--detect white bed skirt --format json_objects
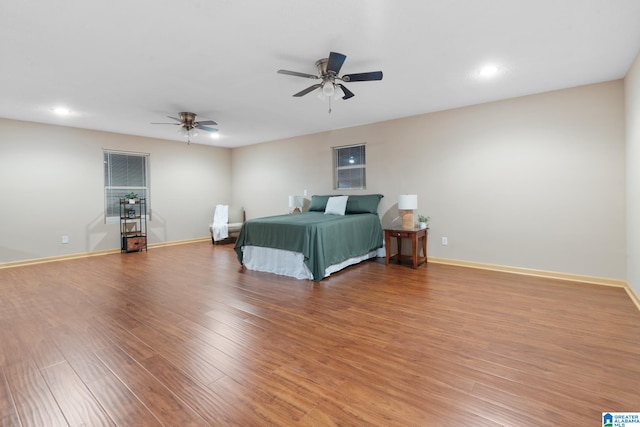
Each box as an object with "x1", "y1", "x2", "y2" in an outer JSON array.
[{"x1": 241, "y1": 245, "x2": 379, "y2": 280}]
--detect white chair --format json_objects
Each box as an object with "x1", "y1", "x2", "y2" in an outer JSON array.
[{"x1": 209, "y1": 205, "x2": 245, "y2": 244}]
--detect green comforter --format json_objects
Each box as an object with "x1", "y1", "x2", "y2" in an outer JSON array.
[{"x1": 234, "y1": 212, "x2": 383, "y2": 281}]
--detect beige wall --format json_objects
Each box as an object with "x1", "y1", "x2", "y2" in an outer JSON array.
[
  {"x1": 0, "y1": 80, "x2": 628, "y2": 282},
  {"x1": 626, "y1": 52, "x2": 640, "y2": 296},
  {"x1": 232, "y1": 81, "x2": 626, "y2": 280},
  {"x1": 0, "y1": 119, "x2": 231, "y2": 263}
]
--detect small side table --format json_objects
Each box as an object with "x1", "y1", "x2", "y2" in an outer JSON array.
[{"x1": 384, "y1": 227, "x2": 428, "y2": 269}]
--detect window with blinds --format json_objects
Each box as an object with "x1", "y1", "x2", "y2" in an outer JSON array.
[
  {"x1": 104, "y1": 150, "x2": 149, "y2": 222},
  {"x1": 333, "y1": 144, "x2": 366, "y2": 190}
]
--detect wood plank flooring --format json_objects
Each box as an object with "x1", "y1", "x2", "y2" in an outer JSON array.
[{"x1": 0, "y1": 241, "x2": 639, "y2": 426}]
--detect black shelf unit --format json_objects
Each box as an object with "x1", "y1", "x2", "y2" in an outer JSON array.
[{"x1": 120, "y1": 198, "x2": 147, "y2": 252}]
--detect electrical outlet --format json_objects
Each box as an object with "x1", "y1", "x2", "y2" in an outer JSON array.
[
  {"x1": 303, "y1": 189, "x2": 307, "y2": 196},
  {"x1": 442, "y1": 237, "x2": 448, "y2": 246},
  {"x1": 62, "y1": 235, "x2": 69, "y2": 244}
]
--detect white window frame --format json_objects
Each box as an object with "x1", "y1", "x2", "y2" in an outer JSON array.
[
  {"x1": 104, "y1": 150, "x2": 150, "y2": 224},
  {"x1": 333, "y1": 143, "x2": 366, "y2": 190}
]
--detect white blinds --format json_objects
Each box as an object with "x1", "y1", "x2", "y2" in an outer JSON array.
[{"x1": 104, "y1": 150, "x2": 149, "y2": 220}]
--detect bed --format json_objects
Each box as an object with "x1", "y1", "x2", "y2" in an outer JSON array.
[{"x1": 234, "y1": 194, "x2": 384, "y2": 281}]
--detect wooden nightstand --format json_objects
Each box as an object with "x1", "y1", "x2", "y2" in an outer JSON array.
[{"x1": 384, "y1": 227, "x2": 428, "y2": 269}]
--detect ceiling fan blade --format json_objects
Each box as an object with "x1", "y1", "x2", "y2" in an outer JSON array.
[
  {"x1": 151, "y1": 122, "x2": 180, "y2": 125},
  {"x1": 327, "y1": 52, "x2": 346, "y2": 74},
  {"x1": 337, "y1": 84, "x2": 355, "y2": 100},
  {"x1": 198, "y1": 125, "x2": 218, "y2": 132},
  {"x1": 278, "y1": 69, "x2": 319, "y2": 79},
  {"x1": 341, "y1": 71, "x2": 383, "y2": 82},
  {"x1": 167, "y1": 115, "x2": 182, "y2": 121},
  {"x1": 197, "y1": 120, "x2": 218, "y2": 126},
  {"x1": 293, "y1": 83, "x2": 322, "y2": 97}
]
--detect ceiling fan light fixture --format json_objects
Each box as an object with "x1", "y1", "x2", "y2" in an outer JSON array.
[
  {"x1": 332, "y1": 84, "x2": 344, "y2": 100},
  {"x1": 322, "y1": 81, "x2": 335, "y2": 97},
  {"x1": 178, "y1": 127, "x2": 198, "y2": 138}
]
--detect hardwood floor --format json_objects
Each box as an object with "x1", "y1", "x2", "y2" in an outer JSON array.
[{"x1": 1, "y1": 242, "x2": 638, "y2": 426}]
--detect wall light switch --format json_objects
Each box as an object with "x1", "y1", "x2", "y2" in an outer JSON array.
[
  {"x1": 303, "y1": 189, "x2": 307, "y2": 196},
  {"x1": 62, "y1": 235, "x2": 69, "y2": 244},
  {"x1": 442, "y1": 237, "x2": 448, "y2": 246}
]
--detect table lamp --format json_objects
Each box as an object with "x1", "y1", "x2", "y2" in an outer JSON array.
[
  {"x1": 289, "y1": 195, "x2": 304, "y2": 213},
  {"x1": 398, "y1": 194, "x2": 418, "y2": 229}
]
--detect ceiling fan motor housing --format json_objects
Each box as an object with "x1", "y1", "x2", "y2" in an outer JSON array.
[{"x1": 180, "y1": 112, "x2": 197, "y2": 129}]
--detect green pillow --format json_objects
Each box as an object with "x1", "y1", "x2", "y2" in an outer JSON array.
[
  {"x1": 308, "y1": 195, "x2": 336, "y2": 212},
  {"x1": 345, "y1": 194, "x2": 384, "y2": 214},
  {"x1": 309, "y1": 194, "x2": 383, "y2": 214}
]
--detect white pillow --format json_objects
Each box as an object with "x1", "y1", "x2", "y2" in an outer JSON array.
[{"x1": 324, "y1": 195, "x2": 349, "y2": 215}]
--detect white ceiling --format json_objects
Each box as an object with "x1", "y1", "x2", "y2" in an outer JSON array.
[{"x1": 1, "y1": 0, "x2": 639, "y2": 148}]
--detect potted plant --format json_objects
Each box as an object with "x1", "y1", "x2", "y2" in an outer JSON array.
[
  {"x1": 124, "y1": 192, "x2": 139, "y2": 204},
  {"x1": 418, "y1": 214, "x2": 430, "y2": 229}
]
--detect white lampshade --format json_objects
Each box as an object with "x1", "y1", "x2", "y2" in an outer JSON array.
[
  {"x1": 398, "y1": 194, "x2": 418, "y2": 210},
  {"x1": 288, "y1": 195, "x2": 304, "y2": 208}
]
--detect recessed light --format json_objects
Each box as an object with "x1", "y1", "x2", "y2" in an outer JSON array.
[
  {"x1": 53, "y1": 106, "x2": 72, "y2": 116},
  {"x1": 478, "y1": 64, "x2": 499, "y2": 78}
]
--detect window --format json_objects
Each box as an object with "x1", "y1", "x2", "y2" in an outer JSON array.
[
  {"x1": 334, "y1": 144, "x2": 366, "y2": 190},
  {"x1": 104, "y1": 150, "x2": 149, "y2": 223}
]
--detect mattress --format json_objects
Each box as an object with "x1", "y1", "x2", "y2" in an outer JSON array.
[{"x1": 234, "y1": 211, "x2": 383, "y2": 281}]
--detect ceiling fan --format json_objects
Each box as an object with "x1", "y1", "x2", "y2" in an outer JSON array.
[
  {"x1": 277, "y1": 51, "x2": 383, "y2": 104},
  {"x1": 152, "y1": 112, "x2": 218, "y2": 143}
]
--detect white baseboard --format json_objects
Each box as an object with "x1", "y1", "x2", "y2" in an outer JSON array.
[
  {"x1": 0, "y1": 237, "x2": 211, "y2": 269},
  {"x1": 428, "y1": 256, "x2": 640, "y2": 312}
]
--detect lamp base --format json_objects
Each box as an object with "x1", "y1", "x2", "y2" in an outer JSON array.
[{"x1": 401, "y1": 210, "x2": 414, "y2": 229}]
